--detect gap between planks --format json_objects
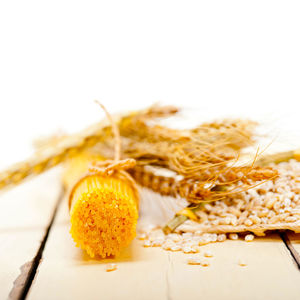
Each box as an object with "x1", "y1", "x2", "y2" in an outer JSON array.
[
  {"x1": 9, "y1": 188, "x2": 65, "y2": 300},
  {"x1": 280, "y1": 232, "x2": 300, "y2": 270}
]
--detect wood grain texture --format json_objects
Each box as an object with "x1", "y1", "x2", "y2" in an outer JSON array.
[
  {"x1": 0, "y1": 168, "x2": 62, "y2": 299},
  {"x1": 28, "y1": 191, "x2": 300, "y2": 300}
]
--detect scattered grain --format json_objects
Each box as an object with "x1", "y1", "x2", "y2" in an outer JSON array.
[
  {"x1": 138, "y1": 233, "x2": 147, "y2": 240},
  {"x1": 245, "y1": 234, "x2": 254, "y2": 242},
  {"x1": 229, "y1": 233, "x2": 238, "y2": 240},
  {"x1": 187, "y1": 257, "x2": 201, "y2": 265},
  {"x1": 183, "y1": 246, "x2": 195, "y2": 254},
  {"x1": 106, "y1": 263, "x2": 117, "y2": 272},
  {"x1": 244, "y1": 219, "x2": 253, "y2": 226},
  {"x1": 238, "y1": 259, "x2": 247, "y2": 266},
  {"x1": 201, "y1": 260, "x2": 210, "y2": 267},
  {"x1": 152, "y1": 238, "x2": 164, "y2": 247},
  {"x1": 143, "y1": 240, "x2": 152, "y2": 247},
  {"x1": 217, "y1": 234, "x2": 226, "y2": 242},
  {"x1": 204, "y1": 251, "x2": 213, "y2": 257},
  {"x1": 171, "y1": 245, "x2": 181, "y2": 252}
]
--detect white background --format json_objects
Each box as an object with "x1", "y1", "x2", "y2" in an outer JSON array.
[{"x1": 0, "y1": 1, "x2": 300, "y2": 168}]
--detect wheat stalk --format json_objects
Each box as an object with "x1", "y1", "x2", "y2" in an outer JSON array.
[{"x1": 0, "y1": 105, "x2": 178, "y2": 191}]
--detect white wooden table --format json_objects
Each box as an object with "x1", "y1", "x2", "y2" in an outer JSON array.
[{"x1": 1, "y1": 170, "x2": 300, "y2": 300}]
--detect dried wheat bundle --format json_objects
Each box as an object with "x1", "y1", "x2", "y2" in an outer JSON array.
[
  {"x1": 117, "y1": 116, "x2": 258, "y2": 179},
  {"x1": 91, "y1": 113, "x2": 277, "y2": 205}
]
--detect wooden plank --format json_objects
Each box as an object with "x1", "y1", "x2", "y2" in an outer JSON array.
[
  {"x1": 28, "y1": 192, "x2": 300, "y2": 300},
  {"x1": 0, "y1": 168, "x2": 61, "y2": 229},
  {"x1": 0, "y1": 168, "x2": 62, "y2": 299},
  {"x1": 167, "y1": 235, "x2": 300, "y2": 300}
]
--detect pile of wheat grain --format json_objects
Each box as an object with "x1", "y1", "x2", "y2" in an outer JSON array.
[{"x1": 138, "y1": 159, "x2": 300, "y2": 256}]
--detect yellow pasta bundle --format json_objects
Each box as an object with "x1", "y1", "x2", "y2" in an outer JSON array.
[
  {"x1": 68, "y1": 167, "x2": 139, "y2": 258},
  {"x1": 65, "y1": 102, "x2": 139, "y2": 258}
]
